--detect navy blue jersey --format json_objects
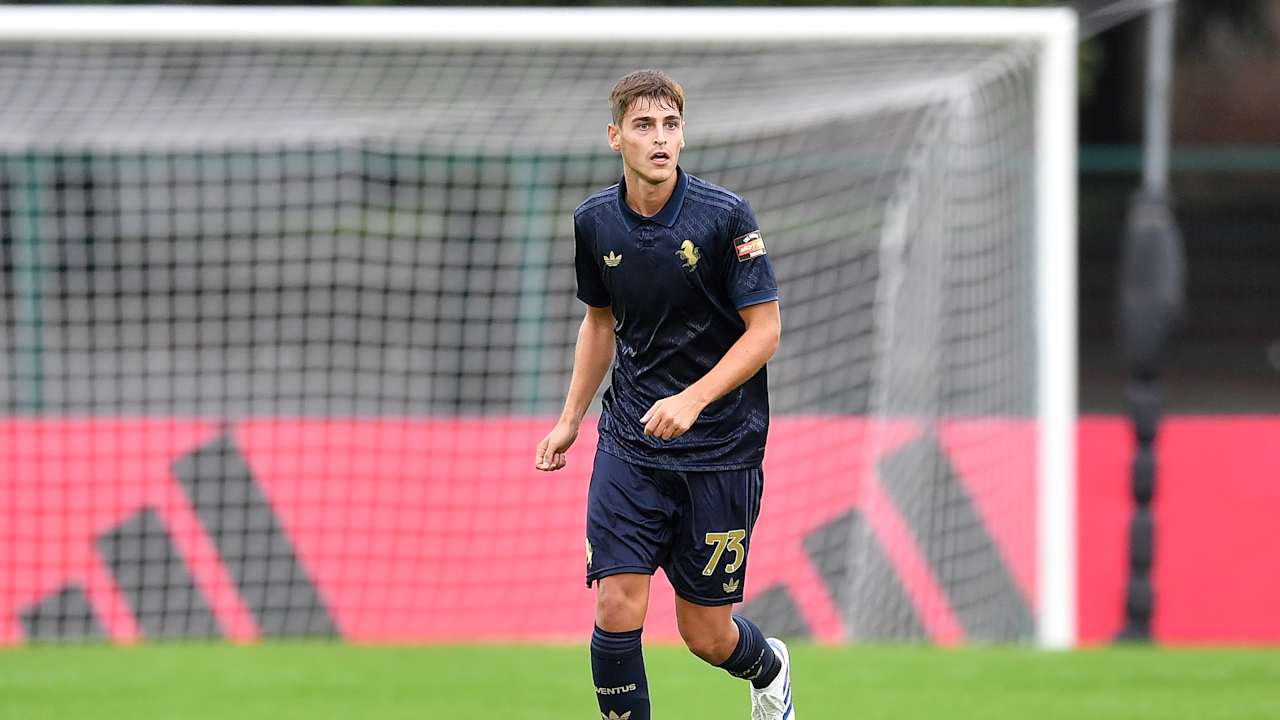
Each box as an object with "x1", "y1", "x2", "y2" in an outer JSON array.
[{"x1": 574, "y1": 167, "x2": 779, "y2": 470}]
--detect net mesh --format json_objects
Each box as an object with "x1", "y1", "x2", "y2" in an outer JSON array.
[{"x1": 1, "y1": 33, "x2": 1042, "y2": 644}]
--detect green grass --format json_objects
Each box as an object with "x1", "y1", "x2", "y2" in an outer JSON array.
[{"x1": 2, "y1": 642, "x2": 1279, "y2": 719}]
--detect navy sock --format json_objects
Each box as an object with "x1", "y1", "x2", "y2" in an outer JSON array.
[
  {"x1": 718, "y1": 615, "x2": 781, "y2": 690},
  {"x1": 591, "y1": 626, "x2": 650, "y2": 720}
]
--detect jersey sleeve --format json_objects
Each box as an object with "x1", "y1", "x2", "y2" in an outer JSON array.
[
  {"x1": 574, "y1": 214, "x2": 610, "y2": 308},
  {"x1": 723, "y1": 199, "x2": 780, "y2": 309}
]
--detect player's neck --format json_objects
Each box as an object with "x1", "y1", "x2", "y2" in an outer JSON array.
[{"x1": 622, "y1": 166, "x2": 678, "y2": 218}]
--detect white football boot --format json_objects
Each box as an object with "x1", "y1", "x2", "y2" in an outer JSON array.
[{"x1": 749, "y1": 638, "x2": 794, "y2": 720}]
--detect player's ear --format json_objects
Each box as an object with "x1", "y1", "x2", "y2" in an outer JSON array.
[{"x1": 607, "y1": 123, "x2": 621, "y2": 151}]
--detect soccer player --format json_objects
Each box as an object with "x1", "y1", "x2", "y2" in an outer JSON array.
[{"x1": 535, "y1": 69, "x2": 792, "y2": 720}]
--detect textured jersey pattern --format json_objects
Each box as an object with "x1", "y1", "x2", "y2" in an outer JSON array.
[{"x1": 573, "y1": 169, "x2": 779, "y2": 470}]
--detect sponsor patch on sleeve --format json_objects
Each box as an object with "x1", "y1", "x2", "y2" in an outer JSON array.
[{"x1": 734, "y1": 231, "x2": 767, "y2": 262}]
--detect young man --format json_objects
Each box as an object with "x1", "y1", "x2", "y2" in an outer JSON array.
[{"x1": 534, "y1": 70, "x2": 792, "y2": 720}]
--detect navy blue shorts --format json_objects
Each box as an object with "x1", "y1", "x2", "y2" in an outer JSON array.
[{"x1": 585, "y1": 450, "x2": 765, "y2": 606}]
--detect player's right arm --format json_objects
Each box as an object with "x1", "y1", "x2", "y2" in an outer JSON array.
[{"x1": 535, "y1": 304, "x2": 614, "y2": 471}]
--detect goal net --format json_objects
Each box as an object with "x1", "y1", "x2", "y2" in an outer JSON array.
[{"x1": 0, "y1": 7, "x2": 1075, "y2": 647}]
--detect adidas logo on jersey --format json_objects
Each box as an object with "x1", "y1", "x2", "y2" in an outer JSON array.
[
  {"x1": 602, "y1": 712, "x2": 632, "y2": 720},
  {"x1": 723, "y1": 577, "x2": 740, "y2": 594},
  {"x1": 603, "y1": 251, "x2": 622, "y2": 267}
]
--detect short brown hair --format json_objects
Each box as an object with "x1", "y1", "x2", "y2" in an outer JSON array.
[{"x1": 609, "y1": 70, "x2": 685, "y2": 126}]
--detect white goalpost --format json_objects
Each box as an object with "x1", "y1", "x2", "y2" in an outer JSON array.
[{"x1": 0, "y1": 7, "x2": 1075, "y2": 648}]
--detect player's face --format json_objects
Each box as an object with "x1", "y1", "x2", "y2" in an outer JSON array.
[{"x1": 608, "y1": 97, "x2": 684, "y2": 186}]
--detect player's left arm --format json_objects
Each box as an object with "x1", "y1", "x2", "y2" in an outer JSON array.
[{"x1": 640, "y1": 300, "x2": 780, "y2": 441}]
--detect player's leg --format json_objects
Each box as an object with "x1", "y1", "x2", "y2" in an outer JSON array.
[
  {"x1": 586, "y1": 452, "x2": 677, "y2": 720},
  {"x1": 596, "y1": 571, "x2": 651, "y2": 631},
  {"x1": 674, "y1": 594, "x2": 736, "y2": 663},
  {"x1": 674, "y1": 592, "x2": 783, "y2": 688},
  {"x1": 665, "y1": 466, "x2": 793, "y2": 718},
  {"x1": 593, "y1": 573, "x2": 651, "y2": 720}
]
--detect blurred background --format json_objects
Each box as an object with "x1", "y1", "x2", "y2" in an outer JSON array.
[
  {"x1": 10, "y1": 0, "x2": 1280, "y2": 405},
  {"x1": 19, "y1": 0, "x2": 1255, "y2": 411},
  {"x1": 1, "y1": 1, "x2": 1277, "y2": 718}
]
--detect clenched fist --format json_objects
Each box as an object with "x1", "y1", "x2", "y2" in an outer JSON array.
[{"x1": 535, "y1": 419, "x2": 580, "y2": 471}]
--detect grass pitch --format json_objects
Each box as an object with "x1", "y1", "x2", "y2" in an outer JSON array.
[{"x1": 2, "y1": 642, "x2": 1278, "y2": 719}]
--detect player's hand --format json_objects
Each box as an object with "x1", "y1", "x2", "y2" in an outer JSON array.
[
  {"x1": 535, "y1": 420, "x2": 579, "y2": 471},
  {"x1": 640, "y1": 390, "x2": 707, "y2": 441}
]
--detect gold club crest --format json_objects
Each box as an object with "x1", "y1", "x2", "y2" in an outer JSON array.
[{"x1": 676, "y1": 240, "x2": 701, "y2": 270}]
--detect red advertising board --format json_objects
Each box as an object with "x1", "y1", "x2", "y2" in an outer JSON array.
[{"x1": 3, "y1": 416, "x2": 1278, "y2": 645}]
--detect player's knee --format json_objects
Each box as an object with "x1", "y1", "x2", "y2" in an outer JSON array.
[
  {"x1": 595, "y1": 582, "x2": 647, "y2": 631},
  {"x1": 679, "y1": 621, "x2": 736, "y2": 664}
]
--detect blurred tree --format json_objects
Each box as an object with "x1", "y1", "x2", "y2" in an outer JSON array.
[
  {"x1": 1177, "y1": 0, "x2": 1274, "y2": 54},
  {"x1": 24, "y1": 0, "x2": 1277, "y2": 41},
  {"x1": 15, "y1": 0, "x2": 1272, "y2": 117}
]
